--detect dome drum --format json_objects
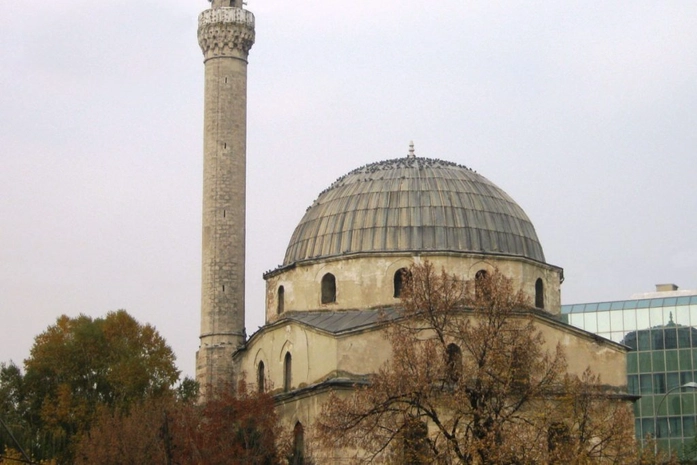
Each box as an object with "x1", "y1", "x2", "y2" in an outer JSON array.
[{"x1": 264, "y1": 253, "x2": 563, "y2": 322}]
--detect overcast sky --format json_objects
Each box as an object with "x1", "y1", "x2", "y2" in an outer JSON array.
[{"x1": 1, "y1": 0, "x2": 695, "y2": 380}]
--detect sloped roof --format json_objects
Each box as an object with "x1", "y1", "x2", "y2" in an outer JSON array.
[{"x1": 280, "y1": 308, "x2": 400, "y2": 334}]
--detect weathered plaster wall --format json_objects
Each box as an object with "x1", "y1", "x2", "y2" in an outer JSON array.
[{"x1": 265, "y1": 253, "x2": 562, "y2": 322}]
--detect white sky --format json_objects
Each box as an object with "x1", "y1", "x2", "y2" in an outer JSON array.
[{"x1": 1, "y1": 0, "x2": 696, "y2": 381}]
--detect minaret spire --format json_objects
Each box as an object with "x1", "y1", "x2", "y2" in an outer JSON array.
[{"x1": 196, "y1": 0, "x2": 255, "y2": 397}]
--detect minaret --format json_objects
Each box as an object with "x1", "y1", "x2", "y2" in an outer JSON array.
[{"x1": 196, "y1": 0, "x2": 255, "y2": 394}]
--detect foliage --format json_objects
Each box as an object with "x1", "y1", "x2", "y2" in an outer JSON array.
[
  {"x1": 317, "y1": 262, "x2": 639, "y2": 464},
  {"x1": 74, "y1": 381, "x2": 283, "y2": 465},
  {"x1": 0, "y1": 310, "x2": 179, "y2": 464}
]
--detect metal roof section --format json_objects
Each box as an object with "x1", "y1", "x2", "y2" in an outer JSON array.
[
  {"x1": 283, "y1": 156, "x2": 545, "y2": 266},
  {"x1": 280, "y1": 308, "x2": 401, "y2": 334}
]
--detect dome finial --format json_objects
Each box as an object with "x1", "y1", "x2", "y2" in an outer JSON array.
[{"x1": 408, "y1": 141, "x2": 416, "y2": 159}]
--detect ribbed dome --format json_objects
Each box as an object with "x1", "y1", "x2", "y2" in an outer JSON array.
[{"x1": 283, "y1": 157, "x2": 545, "y2": 265}]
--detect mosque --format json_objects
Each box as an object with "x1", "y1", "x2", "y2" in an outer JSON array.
[{"x1": 194, "y1": 0, "x2": 629, "y2": 459}]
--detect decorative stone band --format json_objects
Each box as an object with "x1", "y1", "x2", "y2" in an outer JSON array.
[{"x1": 198, "y1": 8, "x2": 255, "y2": 59}]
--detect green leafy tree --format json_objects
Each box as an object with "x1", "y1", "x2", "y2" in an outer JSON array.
[{"x1": 0, "y1": 310, "x2": 179, "y2": 463}]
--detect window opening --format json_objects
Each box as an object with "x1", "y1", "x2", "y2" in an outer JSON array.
[
  {"x1": 548, "y1": 422, "x2": 571, "y2": 455},
  {"x1": 277, "y1": 286, "x2": 285, "y2": 314},
  {"x1": 511, "y1": 346, "x2": 530, "y2": 392},
  {"x1": 394, "y1": 268, "x2": 411, "y2": 298},
  {"x1": 402, "y1": 417, "x2": 429, "y2": 464},
  {"x1": 284, "y1": 352, "x2": 292, "y2": 392},
  {"x1": 321, "y1": 273, "x2": 336, "y2": 304},
  {"x1": 257, "y1": 361, "x2": 265, "y2": 392},
  {"x1": 475, "y1": 269, "x2": 488, "y2": 299},
  {"x1": 290, "y1": 422, "x2": 305, "y2": 465},
  {"x1": 535, "y1": 278, "x2": 544, "y2": 309},
  {"x1": 446, "y1": 343, "x2": 462, "y2": 383}
]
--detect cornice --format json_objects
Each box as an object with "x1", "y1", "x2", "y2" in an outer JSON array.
[{"x1": 198, "y1": 8, "x2": 255, "y2": 59}]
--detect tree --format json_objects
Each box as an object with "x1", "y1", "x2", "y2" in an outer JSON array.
[
  {"x1": 0, "y1": 363, "x2": 28, "y2": 455},
  {"x1": 0, "y1": 310, "x2": 179, "y2": 463},
  {"x1": 74, "y1": 381, "x2": 283, "y2": 465},
  {"x1": 317, "y1": 262, "x2": 638, "y2": 464}
]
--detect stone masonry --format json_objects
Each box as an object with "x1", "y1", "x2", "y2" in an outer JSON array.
[{"x1": 196, "y1": 2, "x2": 255, "y2": 395}]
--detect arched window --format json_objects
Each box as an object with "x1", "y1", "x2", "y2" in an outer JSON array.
[
  {"x1": 284, "y1": 352, "x2": 292, "y2": 392},
  {"x1": 277, "y1": 286, "x2": 285, "y2": 314},
  {"x1": 511, "y1": 346, "x2": 530, "y2": 392},
  {"x1": 446, "y1": 343, "x2": 462, "y2": 383},
  {"x1": 535, "y1": 278, "x2": 544, "y2": 309},
  {"x1": 475, "y1": 269, "x2": 488, "y2": 299},
  {"x1": 321, "y1": 273, "x2": 336, "y2": 304},
  {"x1": 393, "y1": 268, "x2": 411, "y2": 298},
  {"x1": 402, "y1": 417, "x2": 429, "y2": 464},
  {"x1": 290, "y1": 422, "x2": 305, "y2": 465},
  {"x1": 257, "y1": 361, "x2": 265, "y2": 393},
  {"x1": 548, "y1": 422, "x2": 571, "y2": 454}
]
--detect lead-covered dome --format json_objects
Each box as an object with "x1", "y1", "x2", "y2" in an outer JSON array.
[{"x1": 283, "y1": 156, "x2": 545, "y2": 265}]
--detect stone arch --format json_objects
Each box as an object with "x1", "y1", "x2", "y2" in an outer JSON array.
[
  {"x1": 386, "y1": 258, "x2": 414, "y2": 299},
  {"x1": 468, "y1": 260, "x2": 495, "y2": 278},
  {"x1": 279, "y1": 340, "x2": 294, "y2": 361}
]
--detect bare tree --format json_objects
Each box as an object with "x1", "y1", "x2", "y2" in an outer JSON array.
[{"x1": 318, "y1": 262, "x2": 639, "y2": 464}]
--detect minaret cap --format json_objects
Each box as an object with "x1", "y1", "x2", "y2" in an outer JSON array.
[
  {"x1": 210, "y1": 0, "x2": 244, "y2": 8},
  {"x1": 407, "y1": 141, "x2": 416, "y2": 159}
]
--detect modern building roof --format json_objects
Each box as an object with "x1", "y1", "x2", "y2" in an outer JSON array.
[
  {"x1": 562, "y1": 294, "x2": 697, "y2": 314},
  {"x1": 283, "y1": 156, "x2": 545, "y2": 265}
]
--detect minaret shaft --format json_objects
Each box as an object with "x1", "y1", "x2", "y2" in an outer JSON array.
[{"x1": 196, "y1": 6, "x2": 255, "y2": 394}]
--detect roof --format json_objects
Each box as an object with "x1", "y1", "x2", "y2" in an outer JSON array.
[
  {"x1": 279, "y1": 308, "x2": 401, "y2": 334},
  {"x1": 244, "y1": 307, "x2": 627, "y2": 354},
  {"x1": 283, "y1": 156, "x2": 545, "y2": 266},
  {"x1": 562, "y1": 294, "x2": 697, "y2": 314}
]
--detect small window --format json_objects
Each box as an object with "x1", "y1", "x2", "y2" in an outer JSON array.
[
  {"x1": 290, "y1": 422, "x2": 305, "y2": 465},
  {"x1": 535, "y1": 278, "x2": 544, "y2": 309},
  {"x1": 548, "y1": 422, "x2": 570, "y2": 454},
  {"x1": 446, "y1": 343, "x2": 462, "y2": 383},
  {"x1": 394, "y1": 268, "x2": 411, "y2": 298},
  {"x1": 284, "y1": 352, "x2": 292, "y2": 392},
  {"x1": 402, "y1": 417, "x2": 429, "y2": 464},
  {"x1": 277, "y1": 286, "x2": 285, "y2": 314},
  {"x1": 257, "y1": 361, "x2": 265, "y2": 393},
  {"x1": 511, "y1": 347, "x2": 529, "y2": 392},
  {"x1": 321, "y1": 273, "x2": 336, "y2": 304},
  {"x1": 475, "y1": 269, "x2": 488, "y2": 298}
]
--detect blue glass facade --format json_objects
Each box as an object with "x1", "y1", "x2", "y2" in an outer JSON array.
[{"x1": 562, "y1": 294, "x2": 697, "y2": 456}]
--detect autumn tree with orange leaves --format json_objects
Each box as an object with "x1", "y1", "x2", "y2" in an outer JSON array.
[
  {"x1": 318, "y1": 262, "x2": 642, "y2": 464},
  {"x1": 74, "y1": 382, "x2": 282, "y2": 465}
]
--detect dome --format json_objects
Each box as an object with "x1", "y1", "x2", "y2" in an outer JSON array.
[{"x1": 283, "y1": 156, "x2": 545, "y2": 266}]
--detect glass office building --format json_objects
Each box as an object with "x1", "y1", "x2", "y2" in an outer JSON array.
[{"x1": 562, "y1": 288, "x2": 697, "y2": 456}]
